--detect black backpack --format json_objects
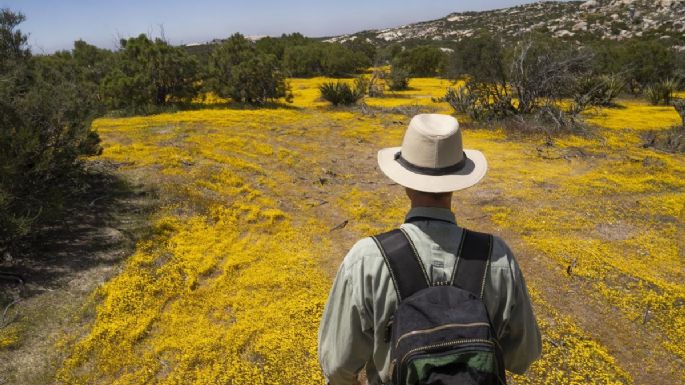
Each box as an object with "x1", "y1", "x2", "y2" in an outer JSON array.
[{"x1": 372, "y1": 227, "x2": 506, "y2": 385}]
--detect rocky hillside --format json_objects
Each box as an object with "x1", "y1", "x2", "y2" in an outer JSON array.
[{"x1": 325, "y1": 0, "x2": 685, "y2": 48}]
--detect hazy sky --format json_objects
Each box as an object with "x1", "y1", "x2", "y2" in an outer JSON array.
[{"x1": 3, "y1": 1, "x2": 569, "y2": 53}]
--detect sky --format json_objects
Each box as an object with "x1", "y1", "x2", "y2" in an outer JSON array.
[{"x1": 3, "y1": 0, "x2": 566, "y2": 53}]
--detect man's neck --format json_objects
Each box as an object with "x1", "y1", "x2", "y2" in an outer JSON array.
[
  {"x1": 405, "y1": 188, "x2": 453, "y2": 210},
  {"x1": 409, "y1": 198, "x2": 452, "y2": 210},
  {"x1": 411, "y1": 203, "x2": 452, "y2": 210}
]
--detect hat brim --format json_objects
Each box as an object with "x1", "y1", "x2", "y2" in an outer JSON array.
[{"x1": 377, "y1": 147, "x2": 487, "y2": 193}]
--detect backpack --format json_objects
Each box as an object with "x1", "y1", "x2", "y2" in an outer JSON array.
[{"x1": 372, "y1": 227, "x2": 506, "y2": 385}]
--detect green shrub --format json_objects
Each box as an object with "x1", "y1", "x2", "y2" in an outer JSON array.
[
  {"x1": 321, "y1": 43, "x2": 370, "y2": 77},
  {"x1": 572, "y1": 74, "x2": 624, "y2": 112},
  {"x1": 660, "y1": 78, "x2": 679, "y2": 105},
  {"x1": 392, "y1": 46, "x2": 447, "y2": 77},
  {"x1": 1, "y1": 9, "x2": 101, "y2": 246},
  {"x1": 208, "y1": 33, "x2": 291, "y2": 105},
  {"x1": 444, "y1": 32, "x2": 507, "y2": 84},
  {"x1": 282, "y1": 41, "x2": 370, "y2": 77},
  {"x1": 442, "y1": 81, "x2": 516, "y2": 121},
  {"x1": 443, "y1": 86, "x2": 474, "y2": 115},
  {"x1": 645, "y1": 84, "x2": 662, "y2": 105},
  {"x1": 367, "y1": 69, "x2": 386, "y2": 97},
  {"x1": 102, "y1": 34, "x2": 200, "y2": 112},
  {"x1": 644, "y1": 78, "x2": 680, "y2": 105},
  {"x1": 388, "y1": 67, "x2": 410, "y2": 91},
  {"x1": 590, "y1": 39, "x2": 675, "y2": 93},
  {"x1": 319, "y1": 80, "x2": 365, "y2": 106}
]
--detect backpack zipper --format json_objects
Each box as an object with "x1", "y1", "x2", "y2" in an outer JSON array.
[
  {"x1": 395, "y1": 322, "x2": 490, "y2": 347},
  {"x1": 397, "y1": 338, "x2": 495, "y2": 384}
]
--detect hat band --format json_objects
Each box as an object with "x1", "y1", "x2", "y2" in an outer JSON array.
[{"x1": 394, "y1": 151, "x2": 467, "y2": 176}]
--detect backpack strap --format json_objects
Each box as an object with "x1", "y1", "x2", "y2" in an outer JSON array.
[
  {"x1": 450, "y1": 229, "x2": 493, "y2": 299},
  {"x1": 372, "y1": 228, "x2": 430, "y2": 301}
]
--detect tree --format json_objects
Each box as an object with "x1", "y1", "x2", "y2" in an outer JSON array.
[
  {"x1": 229, "y1": 54, "x2": 290, "y2": 104},
  {"x1": 589, "y1": 38, "x2": 675, "y2": 93},
  {"x1": 387, "y1": 66, "x2": 410, "y2": 91},
  {"x1": 282, "y1": 41, "x2": 369, "y2": 77},
  {"x1": 392, "y1": 46, "x2": 447, "y2": 77},
  {"x1": 442, "y1": 33, "x2": 594, "y2": 130},
  {"x1": 1, "y1": 9, "x2": 101, "y2": 245},
  {"x1": 283, "y1": 44, "x2": 325, "y2": 77},
  {"x1": 102, "y1": 34, "x2": 200, "y2": 111},
  {"x1": 321, "y1": 43, "x2": 370, "y2": 77},
  {"x1": 256, "y1": 33, "x2": 311, "y2": 61},
  {"x1": 445, "y1": 32, "x2": 507, "y2": 85},
  {"x1": 36, "y1": 40, "x2": 114, "y2": 115},
  {"x1": 208, "y1": 33, "x2": 290, "y2": 104},
  {"x1": 508, "y1": 36, "x2": 591, "y2": 114},
  {"x1": 342, "y1": 38, "x2": 377, "y2": 63}
]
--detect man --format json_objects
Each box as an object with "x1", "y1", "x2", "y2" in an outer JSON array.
[{"x1": 318, "y1": 114, "x2": 541, "y2": 385}]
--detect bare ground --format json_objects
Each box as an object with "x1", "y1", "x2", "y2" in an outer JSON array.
[{"x1": 0, "y1": 161, "x2": 156, "y2": 385}]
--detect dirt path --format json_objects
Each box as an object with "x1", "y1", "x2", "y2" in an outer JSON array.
[{"x1": 0, "y1": 162, "x2": 156, "y2": 385}]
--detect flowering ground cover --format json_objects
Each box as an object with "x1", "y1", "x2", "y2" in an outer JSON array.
[{"x1": 2, "y1": 78, "x2": 683, "y2": 385}]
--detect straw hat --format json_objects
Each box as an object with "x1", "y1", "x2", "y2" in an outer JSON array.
[{"x1": 377, "y1": 114, "x2": 487, "y2": 193}]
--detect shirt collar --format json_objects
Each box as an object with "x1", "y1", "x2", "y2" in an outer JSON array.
[{"x1": 404, "y1": 207, "x2": 457, "y2": 225}]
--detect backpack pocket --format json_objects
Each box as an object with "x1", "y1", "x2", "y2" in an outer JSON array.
[{"x1": 397, "y1": 340, "x2": 504, "y2": 385}]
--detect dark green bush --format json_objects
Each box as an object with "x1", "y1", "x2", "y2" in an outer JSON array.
[
  {"x1": 208, "y1": 34, "x2": 291, "y2": 105},
  {"x1": 441, "y1": 34, "x2": 591, "y2": 132},
  {"x1": 442, "y1": 86, "x2": 474, "y2": 115},
  {"x1": 442, "y1": 81, "x2": 516, "y2": 121},
  {"x1": 342, "y1": 39, "x2": 377, "y2": 63},
  {"x1": 367, "y1": 69, "x2": 386, "y2": 97},
  {"x1": 101, "y1": 34, "x2": 200, "y2": 113},
  {"x1": 0, "y1": 9, "x2": 101, "y2": 246},
  {"x1": 392, "y1": 46, "x2": 447, "y2": 77},
  {"x1": 282, "y1": 44, "x2": 325, "y2": 77},
  {"x1": 319, "y1": 80, "x2": 365, "y2": 106},
  {"x1": 36, "y1": 40, "x2": 113, "y2": 115},
  {"x1": 444, "y1": 32, "x2": 507, "y2": 84},
  {"x1": 571, "y1": 74, "x2": 624, "y2": 112},
  {"x1": 589, "y1": 38, "x2": 675, "y2": 94},
  {"x1": 282, "y1": 41, "x2": 369, "y2": 77},
  {"x1": 645, "y1": 78, "x2": 680, "y2": 105},
  {"x1": 644, "y1": 84, "x2": 663, "y2": 105},
  {"x1": 321, "y1": 43, "x2": 370, "y2": 77},
  {"x1": 388, "y1": 67, "x2": 410, "y2": 91}
]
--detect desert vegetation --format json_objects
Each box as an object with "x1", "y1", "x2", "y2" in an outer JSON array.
[
  {"x1": 0, "y1": 10, "x2": 102, "y2": 246},
  {"x1": 1, "y1": 4, "x2": 685, "y2": 385}
]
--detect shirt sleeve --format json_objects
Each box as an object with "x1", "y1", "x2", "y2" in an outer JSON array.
[
  {"x1": 498, "y1": 241, "x2": 542, "y2": 374},
  {"x1": 318, "y1": 251, "x2": 374, "y2": 385}
]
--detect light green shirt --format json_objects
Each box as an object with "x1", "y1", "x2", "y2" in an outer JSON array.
[{"x1": 318, "y1": 207, "x2": 542, "y2": 385}]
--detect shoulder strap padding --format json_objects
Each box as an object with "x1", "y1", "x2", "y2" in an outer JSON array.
[
  {"x1": 450, "y1": 229, "x2": 493, "y2": 299},
  {"x1": 372, "y1": 228, "x2": 430, "y2": 302}
]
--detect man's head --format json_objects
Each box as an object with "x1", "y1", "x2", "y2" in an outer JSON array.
[{"x1": 377, "y1": 114, "x2": 487, "y2": 194}]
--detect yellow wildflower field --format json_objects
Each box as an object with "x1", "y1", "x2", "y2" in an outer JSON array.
[{"x1": 20, "y1": 78, "x2": 682, "y2": 384}]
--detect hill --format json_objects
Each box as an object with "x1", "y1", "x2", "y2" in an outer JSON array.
[{"x1": 324, "y1": 0, "x2": 685, "y2": 48}]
